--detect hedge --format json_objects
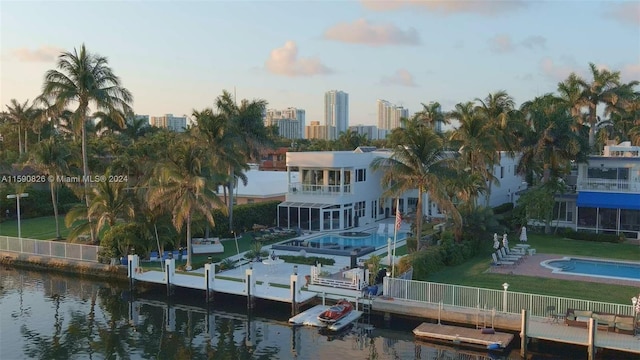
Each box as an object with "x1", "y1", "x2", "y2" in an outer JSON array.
[{"x1": 562, "y1": 228, "x2": 623, "y2": 243}]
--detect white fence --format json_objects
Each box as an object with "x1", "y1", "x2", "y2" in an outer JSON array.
[
  {"x1": 0, "y1": 236, "x2": 101, "y2": 263},
  {"x1": 384, "y1": 278, "x2": 635, "y2": 318},
  {"x1": 310, "y1": 265, "x2": 367, "y2": 290}
]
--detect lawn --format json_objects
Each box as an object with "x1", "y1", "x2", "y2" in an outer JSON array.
[
  {"x1": 426, "y1": 232, "x2": 640, "y2": 304},
  {"x1": 0, "y1": 216, "x2": 69, "y2": 240}
]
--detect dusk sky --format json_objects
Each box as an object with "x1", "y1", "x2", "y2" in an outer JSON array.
[{"x1": 1, "y1": 0, "x2": 639, "y2": 127}]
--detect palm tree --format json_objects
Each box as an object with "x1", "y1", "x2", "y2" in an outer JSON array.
[
  {"x1": 371, "y1": 117, "x2": 458, "y2": 252},
  {"x1": 448, "y1": 101, "x2": 496, "y2": 207},
  {"x1": 27, "y1": 136, "x2": 74, "y2": 239},
  {"x1": 5, "y1": 99, "x2": 36, "y2": 155},
  {"x1": 147, "y1": 139, "x2": 226, "y2": 270},
  {"x1": 557, "y1": 73, "x2": 587, "y2": 130},
  {"x1": 416, "y1": 101, "x2": 447, "y2": 130},
  {"x1": 573, "y1": 63, "x2": 623, "y2": 148},
  {"x1": 41, "y1": 44, "x2": 132, "y2": 242},
  {"x1": 207, "y1": 90, "x2": 271, "y2": 230},
  {"x1": 336, "y1": 129, "x2": 369, "y2": 150}
]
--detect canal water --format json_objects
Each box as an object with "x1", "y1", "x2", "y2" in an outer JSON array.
[{"x1": 0, "y1": 267, "x2": 634, "y2": 360}]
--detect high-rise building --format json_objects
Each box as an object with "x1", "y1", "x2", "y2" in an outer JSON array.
[
  {"x1": 305, "y1": 120, "x2": 335, "y2": 140},
  {"x1": 264, "y1": 107, "x2": 306, "y2": 139},
  {"x1": 349, "y1": 125, "x2": 380, "y2": 140},
  {"x1": 324, "y1": 90, "x2": 349, "y2": 139},
  {"x1": 377, "y1": 99, "x2": 408, "y2": 130},
  {"x1": 149, "y1": 114, "x2": 187, "y2": 132}
]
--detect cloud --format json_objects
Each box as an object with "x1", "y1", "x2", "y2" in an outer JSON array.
[
  {"x1": 380, "y1": 69, "x2": 417, "y2": 87},
  {"x1": 488, "y1": 34, "x2": 515, "y2": 53},
  {"x1": 324, "y1": 19, "x2": 420, "y2": 46},
  {"x1": 540, "y1": 57, "x2": 579, "y2": 82},
  {"x1": 621, "y1": 63, "x2": 640, "y2": 82},
  {"x1": 604, "y1": 2, "x2": 640, "y2": 26},
  {"x1": 360, "y1": 0, "x2": 527, "y2": 16},
  {"x1": 265, "y1": 41, "x2": 333, "y2": 77},
  {"x1": 9, "y1": 46, "x2": 65, "y2": 62},
  {"x1": 520, "y1": 35, "x2": 546, "y2": 49}
]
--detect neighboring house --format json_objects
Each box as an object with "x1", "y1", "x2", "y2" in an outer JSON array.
[
  {"x1": 259, "y1": 147, "x2": 288, "y2": 172},
  {"x1": 278, "y1": 148, "x2": 526, "y2": 232},
  {"x1": 564, "y1": 141, "x2": 640, "y2": 239},
  {"x1": 221, "y1": 168, "x2": 298, "y2": 205}
]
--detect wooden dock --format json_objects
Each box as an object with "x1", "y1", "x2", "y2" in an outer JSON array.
[{"x1": 413, "y1": 322, "x2": 514, "y2": 350}]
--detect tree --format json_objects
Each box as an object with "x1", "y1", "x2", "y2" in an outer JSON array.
[
  {"x1": 27, "y1": 136, "x2": 74, "y2": 239},
  {"x1": 371, "y1": 117, "x2": 458, "y2": 252},
  {"x1": 573, "y1": 63, "x2": 623, "y2": 148},
  {"x1": 416, "y1": 101, "x2": 447, "y2": 130},
  {"x1": 147, "y1": 139, "x2": 226, "y2": 270},
  {"x1": 41, "y1": 44, "x2": 132, "y2": 242},
  {"x1": 5, "y1": 99, "x2": 36, "y2": 155}
]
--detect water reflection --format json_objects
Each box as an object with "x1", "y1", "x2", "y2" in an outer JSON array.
[{"x1": 1, "y1": 267, "x2": 635, "y2": 360}]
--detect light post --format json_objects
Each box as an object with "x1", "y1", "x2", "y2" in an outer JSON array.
[
  {"x1": 7, "y1": 193, "x2": 28, "y2": 239},
  {"x1": 502, "y1": 282, "x2": 510, "y2": 313}
]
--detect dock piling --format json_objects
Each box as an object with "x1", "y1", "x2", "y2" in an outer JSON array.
[
  {"x1": 587, "y1": 317, "x2": 596, "y2": 360},
  {"x1": 165, "y1": 259, "x2": 175, "y2": 296},
  {"x1": 520, "y1": 309, "x2": 528, "y2": 358},
  {"x1": 246, "y1": 265, "x2": 254, "y2": 309},
  {"x1": 204, "y1": 263, "x2": 215, "y2": 303},
  {"x1": 290, "y1": 265, "x2": 299, "y2": 314}
]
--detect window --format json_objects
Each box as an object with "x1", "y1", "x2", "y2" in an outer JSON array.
[
  {"x1": 500, "y1": 166, "x2": 504, "y2": 179},
  {"x1": 355, "y1": 201, "x2": 365, "y2": 218},
  {"x1": 371, "y1": 200, "x2": 377, "y2": 218},
  {"x1": 356, "y1": 169, "x2": 366, "y2": 182}
]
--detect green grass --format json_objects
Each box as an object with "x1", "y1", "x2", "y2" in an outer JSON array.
[
  {"x1": 0, "y1": 216, "x2": 69, "y2": 240},
  {"x1": 425, "y1": 233, "x2": 640, "y2": 304}
]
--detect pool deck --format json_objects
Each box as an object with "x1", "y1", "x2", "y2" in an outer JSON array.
[{"x1": 487, "y1": 253, "x2": 639, "y2": 287}]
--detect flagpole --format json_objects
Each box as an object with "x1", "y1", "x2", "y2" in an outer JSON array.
[{"x1": 392, "y1": 197, "x2": 400, "y2": 278}]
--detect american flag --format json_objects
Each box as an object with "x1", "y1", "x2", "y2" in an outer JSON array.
[{"x1": 395, "y1": 209, "x2": 402, "y2": 230}]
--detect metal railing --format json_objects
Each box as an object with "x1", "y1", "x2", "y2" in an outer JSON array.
[
  {"x1": 289, "y1": 182, "x2": 352, "y2": 195},
  {"x1": 383, "y1": 278, "x2": 635, "y2": 317},
  {"x1": 0, "y1": 236, "x2": 101, "y2": 262},
  {"x1": 577, "y1": 178, "x2": 637, "y2": 192}
]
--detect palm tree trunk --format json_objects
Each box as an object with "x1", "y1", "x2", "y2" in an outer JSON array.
[
  {"x1": 24, "y1": 129, "x2": 28, "y2": 154},
  {"x1": 186, "y1": 213, "x2": 192, "y2": 271},
  {"x1": 588, "y1": 105, "x2": 597, "y2": 147},
  {"x1": 414, "y1": 190, "x2": 424, "y2": 252},
  {"x1": 80, "y1": 107, "x2": 96, "y2": 243},
  {"x1": 17, "y1": 125, "x2": 23, "y2": 155},
  {"x1": 228, "y1": 165, "x2": 234, "y2": 230},
  {"x1": 50, "y1": 182, "x2": 61, "y2": 239}
]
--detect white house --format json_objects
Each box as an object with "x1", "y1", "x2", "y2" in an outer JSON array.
[
  {"x1": 277, "y1": 148, "x2": 526, "y2": 232},
  {"x1": 553, "y1": 141, "x2": 640, "y2": 239}
]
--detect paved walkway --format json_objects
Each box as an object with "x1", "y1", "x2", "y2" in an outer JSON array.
[{"x1": 487, "y1": 252, "x2": 639, "y2": 287}]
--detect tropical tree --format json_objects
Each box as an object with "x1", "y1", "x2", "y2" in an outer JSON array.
[
  {"x1": 336, "y1": 129, "x2": 369, "y2": 150},
  {"x1": 41, "y1": 44, "x2": 132, "y2": 242},
  {"x1": 5, "y1": 98, "x2": 36, "y2": 155},
  {"x1": 572, "y1": 63, "x2": 623, "y2": 148},
  {"x1": 416, "y1": 101, "x2": 447, "y2": 130},
  {"x1": 371, "y1": 117, "x2": 458, "y2": 253},
  {"x1": 27, "y1": 136, "x2": 74, "y2": 239},
  {"x1": 147, "y1": 138, "x2": 226, "y2": 270}
]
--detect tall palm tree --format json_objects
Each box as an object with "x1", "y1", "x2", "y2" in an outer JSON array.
[
  {"x1": 5, "y1": 99, "x2": 36, "y2": 155},
  {"x1": 147, "y1": 139, "x2": 226, "y2": 270},
  {"x1": 41, "y1": 44, "x2": 132, "y2": 242},
  {"x1": 371, "y1": 117, "x2": 458, "y2": 252},
  {"x1": 416, "y1": 101, "x2": 447, "y2": 130},
  {"x1": 448, "y1": 101, "x2": 496, "y2": 207},
  {"x1": 208, "y1": 90, "x2": 271, "y2": 230},
  {"x1": 557, "y1": 73, "x2": 587, "y2": 130},
  {"x1": 27, "y1": 136, "x2": 74, "y2": 239},
  {"x1": 573, "y1": 63, "x2": 623, "y2": 148}
]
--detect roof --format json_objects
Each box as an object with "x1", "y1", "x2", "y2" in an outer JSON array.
[{"x1": 222, "y1": 170, "x2": 298, "y2": 198}]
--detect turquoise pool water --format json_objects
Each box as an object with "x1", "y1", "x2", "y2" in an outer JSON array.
[
  {"x1": 542, "y1": 257, "x2": 640, "y2": 282},
  {"x1": 307, "y1": 231, "x2": 408, "y2": 249}
]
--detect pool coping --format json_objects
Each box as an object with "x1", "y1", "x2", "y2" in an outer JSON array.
[{"x1": 540, "y1": 256, "x2": 640, "y2": 283}]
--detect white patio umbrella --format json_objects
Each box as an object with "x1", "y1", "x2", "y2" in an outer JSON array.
[
  {"x1": 502, "y1": 233, "x2": 509, "y2": 248},
  {"x1": 519, "y1": 226, "x2": 528, "y2": 242},
  {"x1": 493, "y1": 233, "x2": 500, "y2": 249}
]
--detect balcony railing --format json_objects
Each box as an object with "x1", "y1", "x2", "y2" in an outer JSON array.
[
  {"x1": 289, "y1": 182, "x2": 352, "y2": 195},
  {"x1": 577, "y1": 178, "x2": 638, "y2": 192}
]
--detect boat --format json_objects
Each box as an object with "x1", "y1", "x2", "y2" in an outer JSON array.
[
  {"x1": 317, "y1": 299, "x2": 353, "y2": 324},
  {"x1": 191, "y1": 238, "x2": 224, "y2": 254}
]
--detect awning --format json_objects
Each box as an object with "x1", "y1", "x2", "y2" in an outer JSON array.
[
  {"x1": 577, "y1": 192, "x2": 640, "y2": 210},
  {"x1": 278, "y1": 202, "x2": 333, "y2": 209}
]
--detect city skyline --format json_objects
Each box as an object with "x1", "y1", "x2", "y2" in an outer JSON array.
[{"x1": 1, "y1": 1, "x2": 638, "y2": 127}]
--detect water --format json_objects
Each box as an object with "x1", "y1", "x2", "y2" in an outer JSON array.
[
  {"x1": 307, "y1": 232, "x2": 408, "y2": 249},
  {"x1": 0, "y1": 267, "x2": 634, "y2": 360},
  {"x1": 544, "y1": 258, "x2": 640, "y2": 281}
]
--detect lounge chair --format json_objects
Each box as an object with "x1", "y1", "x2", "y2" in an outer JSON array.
[
  {"x1": 491, "y1": 253, "x2": 514, "y2": 266},
  {"x1": 500, "y1": 248, "x2": 522, "y2": 262},
  {"x1": 377, "y1": 223, "x2": 387, "y2": 235}
]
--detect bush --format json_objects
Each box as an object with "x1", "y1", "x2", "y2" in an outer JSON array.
[
  {"x1": 404, "y1": 247, "x2": 445, "y2": 280},
  {"x1": 277, "y1": 255, "x2": 335, "y2": 266},
  {"x1": 493, "y1": 202, "x2": 514, "y2": 215},
  {"x1": 562, "y1": 228, "x2": 623, "y2": 243}
]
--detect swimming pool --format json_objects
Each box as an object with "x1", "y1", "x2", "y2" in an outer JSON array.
[
  {"x1": 307, "y1": 231, "x2": 408, "y2": 249},
  {"x1": 541, "y1": 257, "x2": 640, "y2": 282}
]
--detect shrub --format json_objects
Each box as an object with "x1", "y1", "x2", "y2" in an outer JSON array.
[
  {"x1": 493, "y1": 202, "x2": 514, "y2": 215},
  {"x1": 277, "y1": 255, "x2": 335, "y2": 266},
  {"x1": 562, "y1": 228, "x2": 623, "y2": 243}
]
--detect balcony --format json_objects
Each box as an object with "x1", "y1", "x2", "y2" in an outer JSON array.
[
  {"x1": 577, "y1": 178, "x2": 639, "y2": 193},
  {"x1": 288, "y1": 182, "x2": 352, "y2": 195}
]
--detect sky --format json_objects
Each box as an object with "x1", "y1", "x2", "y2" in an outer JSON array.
[{"x1": 1, "y1": 0, "x2": 639, "y2": 127}]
